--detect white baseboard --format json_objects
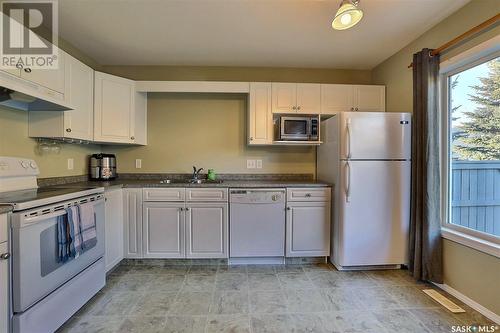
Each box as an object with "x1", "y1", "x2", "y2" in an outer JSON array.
[{"x1": 433, "y1": 282, "x2": 500, "y2": 324}]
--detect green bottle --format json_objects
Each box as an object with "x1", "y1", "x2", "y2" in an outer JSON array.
[{"x1": 207, "y1": 169, "x2": 216, "y2": 181}]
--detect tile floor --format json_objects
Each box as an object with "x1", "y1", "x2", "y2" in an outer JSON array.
[{"x1": 58, "y1": 262, "x2": 495, "y2": 333}]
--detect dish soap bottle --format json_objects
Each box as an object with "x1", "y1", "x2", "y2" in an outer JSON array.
[{"x1": 207, "y1": 169, "x2": 216, "y2": 181}]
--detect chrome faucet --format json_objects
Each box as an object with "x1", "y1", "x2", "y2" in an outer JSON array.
[{"x1": 191, "y1": 166, "x2": 204, "y2": 183}]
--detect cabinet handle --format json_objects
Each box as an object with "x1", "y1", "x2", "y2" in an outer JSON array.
[
  {"x1": 130, "y1": 136, "x2": 135, "y2": 140},
  {"x1": 185, "y1": 207, "x2": 189, "y2": 211},
  {"x1": 24, "y1": 68, "x2": 32, "y2": 73},
  {"x1": 0, "y1": 253, "x2": 10, "y2": 260},
  {"x1": 292, "y1": 106, "x2": 297, "y2": 110},
  {"x1": 350, "y1": 107, "x2": 354, "y2": 111},
  {"x1": 286, "y1": 207, "x2": 291, "y2": 210},
  {"x1": 15, "y1": 63, "x2": 23, "y2": 69},
  {"x1": 355, "y1": 107, "x2": 358, "y2": 111},
  {"x1": 66, "y1": 128, "x2": 72, "y2": 132},
  {"x1": 179, "y1": 207, "x2": 183, "y2": 211},
  {"x1": 297, "y1": 106, "x2": 301, "y2": 110},
  {"x1": 250, "y1": 137, "x2": 253, "y2": 141},
  {"x1": 305, "y1": 193, "x2": 312, "y2": 197}
]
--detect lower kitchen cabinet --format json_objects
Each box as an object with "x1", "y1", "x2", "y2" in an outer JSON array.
[
  {"x1": 123, "y1": 189, "x2": 143, "y2": 258},
  {"x1": 142, "y1": 202, "x2": 185, "y2": 258},
  {"x1": 0, "y1": 241, "x2": 8, "y2": 333},
  {"x1": 185, "y1": 203, "x2": 228, "y2": 258},
  {"x1": 104, "y1": 189, "x2": 124, "y2": 272},
  {"x1": 286, "y1": 200, "x2": 331, "y2": 257}
]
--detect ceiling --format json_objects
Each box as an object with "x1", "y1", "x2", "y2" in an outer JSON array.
[{"x1": 58, "y1": 0, "x2": 470, "y2": 69}]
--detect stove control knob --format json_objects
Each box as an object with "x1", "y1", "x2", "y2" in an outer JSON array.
[
  {"x1": 20, "y1": 161, "x2": 29, "y2": 169},
  {"x1": 30, "y1": 161, "x2": 37, "y2": 169}
]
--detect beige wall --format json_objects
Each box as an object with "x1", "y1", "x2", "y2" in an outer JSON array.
[
  {"x1": 0, "y1": 107, "x2": 99, "y2": 178},
  {"x1": 371, "y1": 0, "x2": 500, "y2": 316},
  {"x1": 100, "y1": 65, "x2": 372, "y2": 84},
  {"x1": 103, "y1": 93, "x2": 316, "y2": 175},
  {"x1": 372, "y1": 0, "x2": 500, "y2": 112}
]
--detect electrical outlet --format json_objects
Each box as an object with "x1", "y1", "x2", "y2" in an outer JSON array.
[
  {"x1": 135, "y1": 159, "x2": 142, "y2": 169},
  {"x1": 256, "y1": 159, "x2": 263, "y2": 169},
  {"x1": 67, "y1": 158, "x2": 74, "y2": 170},
  {"x1": 246, "y1": 159, "x2": 256, "y2": 169}
]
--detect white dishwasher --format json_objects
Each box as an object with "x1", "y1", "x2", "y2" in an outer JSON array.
[{"x1": 230, "y1": 189, "x2": 286, "y2": 259}]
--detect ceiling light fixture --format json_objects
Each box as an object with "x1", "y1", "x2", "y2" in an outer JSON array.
[{"x1": 332, "y1": 0, "x2": 363, "y2": 30}]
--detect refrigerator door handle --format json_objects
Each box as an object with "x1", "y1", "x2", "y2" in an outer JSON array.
[
  {"x1": 345, "y1": 161, "x2": 351, "y2": 203},
  {"x1": 346, "y1": 118, "x2": 352, "y2": 159}
]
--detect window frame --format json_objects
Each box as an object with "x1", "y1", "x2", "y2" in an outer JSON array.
[{"x1": 439, "y1": 38, "x2": 500, "y2": 258}]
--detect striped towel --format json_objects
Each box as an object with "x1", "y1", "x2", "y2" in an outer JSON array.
[
  {"x1": 67, "y1": 205, "x2": 83, "y2": 257},
  {"x1": 57, "y1": 214, "x2": 70, "y2": 263},
  {"x1": 78, "y1": 202, "x2": 97, "y2": 248}
]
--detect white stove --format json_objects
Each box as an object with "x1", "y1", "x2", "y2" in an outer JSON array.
[{"x1": 0, "y1": 157, "x2": 106, "y2": 333}]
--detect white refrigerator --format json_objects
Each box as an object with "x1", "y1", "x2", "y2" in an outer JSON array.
[{"x1": 317, "y1": 112, "x2": 411, "y2": 270}]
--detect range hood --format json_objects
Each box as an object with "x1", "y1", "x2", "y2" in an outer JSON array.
[{"x1": 0, "y1": 86, "x2": 72, "y2": 111}]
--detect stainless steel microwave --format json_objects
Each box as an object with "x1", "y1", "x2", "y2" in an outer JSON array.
[{"x1": 275, "y1": 115, "x2": 319, "y2": 141}]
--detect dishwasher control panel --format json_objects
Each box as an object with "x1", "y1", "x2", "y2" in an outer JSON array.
[{"x1": 230, "y1": 189, "x2": 286, "y2": 204}]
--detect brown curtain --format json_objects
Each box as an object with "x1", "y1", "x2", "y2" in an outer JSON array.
[{"x1": 409, "y1": 48, "x2": 443, "y2": 283}]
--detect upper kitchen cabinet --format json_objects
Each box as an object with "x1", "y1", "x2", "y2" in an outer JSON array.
[
  {"x1": 248, "y1": 82, "x2": 273, "y2": 145},
  {"x1": 321, "y1": 84, "x2": 385, "y2": 115},
  {"x1": 20, "y1": 47, "x2": 66, "y2": 96},
  {"x1": 272, "y1": 83, "x2": 320, "y2": 114},
  {"x1": 29, "y1": 53, "x2": 94, "y2": 141},
  {"x1": 94, "y1": 71, "x2": 147, "y2": 145},
  {"x1": 354, "y1": 85, "x2": 386, "y2": 112}
]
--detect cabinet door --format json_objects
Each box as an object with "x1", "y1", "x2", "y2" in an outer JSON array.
[
  {"x1": 0, "y1": 242, "x2": 8, "y2": 333},
  {"x1": 124, "y1": 189, "x2": 143, "y2": 258},
  {"x1": 272, "y1": 83, "x2": 297, "y2": 113},
  {"x1": 286, "y1": 201, "x2": 330, "y2": 257},
  {"x1": 296, "y1": 83, "x2": 320, "y2": 114},
  {"x1": 354, "y1": 85, "x2": 385, "y2": 112},
  {"x1": 63, "y1": 55, "x2": 94, "y2": 140},
  {"x1": 248, "y1": 82, "x2": 273, "y2": 144},
  {"x1": 94, "y1": 71, "x2": 135, "y2": 143},
  {"x1": 321, "y1": 84, "x2": 354, "y2": 114},
  {"x1": 185, "y1": 203, "x2": 228, "y2": 258},
  {"x1": 20, "y1": 46, "x2": 65, "y2": 94},
  {"x1": 105, "y1": 189, "x2": 124, "y2": 272},
  {"x1": 143, "y1": 202, "x2": 185, "y2": 258}
]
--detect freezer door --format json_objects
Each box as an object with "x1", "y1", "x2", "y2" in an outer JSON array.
[
  {"x1": 340, "y1": 112, "x2": 411, "y2": 160},
  {"x1": 337, "y1": 160, "x2": 410, "y2": 267}
]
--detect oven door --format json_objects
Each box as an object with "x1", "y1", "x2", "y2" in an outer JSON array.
[
  {"x1": 280, "y1": 117, "x2": 310, "y2": 140},
  {"x1": 11, "y1": 194, "x2": 105, "y2": 313}
]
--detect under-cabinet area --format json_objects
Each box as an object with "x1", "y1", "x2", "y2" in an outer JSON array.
[{"x1": 109, "y1": 186, "x2": 331, "y2": 268}]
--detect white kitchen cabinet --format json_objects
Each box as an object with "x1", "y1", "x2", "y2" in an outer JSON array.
[
  {"x1": 124, "y1": 189, "x2": 143, "y2": 258},
  {"x1": 94, "y1": 71, "x2": 148, "y2": 144},
  {"x1": 143, "y1": 202, "x2": 185, "y2": 258},
  {"x1": 20, "y1": 47, "x2": 66, "y2": 94},
  {"x1": 272, "y1": 83, "x2": 321, "y2": 114},
  {"x1": 321, "y1": 84, "x2": 385, "y2": 115},
  {"x1": 28, "y1": 54, "x2": 94, "y2": 141},
  {"x1": 354, "y1": 85, "x2": 385, "y2": 112},
  {"x1": 0, "y1": 241, "x2": 8, "y2": 333},
  {"x1": 104, "y1": 189, "x2": 124, "y2": 272},
  {"x1": 0, "y1": 214, "x2": 9, "y2": 333},
  {"x1": 286, "y1": 188, "x2": 331, "y2": 257},
  {"x1": 185, "y1": 203, "x2": 228, "y2": 258},
  {"x1": 248, "y1": 82, "x2": 273, "y2": 145}
]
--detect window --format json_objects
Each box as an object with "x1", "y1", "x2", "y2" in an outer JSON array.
[{"x1": 442, "y1": 47, "x2": 500, "y2": 256}]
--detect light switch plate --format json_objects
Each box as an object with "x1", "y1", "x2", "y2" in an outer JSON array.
[
  {"x1": 256, "y1": 159, "x2": 262, "y2": 169},
  {"x1": 135, "y1": 159, "x2": 142, "y2": 169},
  {"x1": 67, "y1": 158, "x2": 74, "y2": 170},
  {"x1": 247, "y1": 159, "x2": 256, "y2": 169}
]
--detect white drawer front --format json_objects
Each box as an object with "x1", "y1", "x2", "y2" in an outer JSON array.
[
  {"x1": 186, "y1": 188, "x2": 228, "y2": 202},
  {"x1": 287, "y1": 188, "x2": 331, "y2": 202},
  {"x1": 0, "y1": 213, "x2": 7, "y2": 243},
  {"x1": 143, "y1": 188, "x2": 185, "y2": 202}
]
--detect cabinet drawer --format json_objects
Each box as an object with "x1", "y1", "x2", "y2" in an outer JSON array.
[
  {"x1": 186, "y1": 188, "x2": 228, "y2": 202},
  {"x1": 143, "y1": 188, "x2": 185, "y2": 202},
  {"x1": 287, "y1": 188, "x2": 331, "y2": 202},
  {"x1": 0, "y1": 213, "x2": 7, "y2": 243}
]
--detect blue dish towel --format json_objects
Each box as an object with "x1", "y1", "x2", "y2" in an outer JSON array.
[
  {"x1": 67, "y1": 205, "x2": 84, "y2": 258},
  {"x1": 57, "y1": 214, "x2": 70, "y2": 263}
]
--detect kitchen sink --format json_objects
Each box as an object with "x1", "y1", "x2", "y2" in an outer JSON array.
[{"x1": 158, "y1": 179, "x2": 223, "y2": 184}]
